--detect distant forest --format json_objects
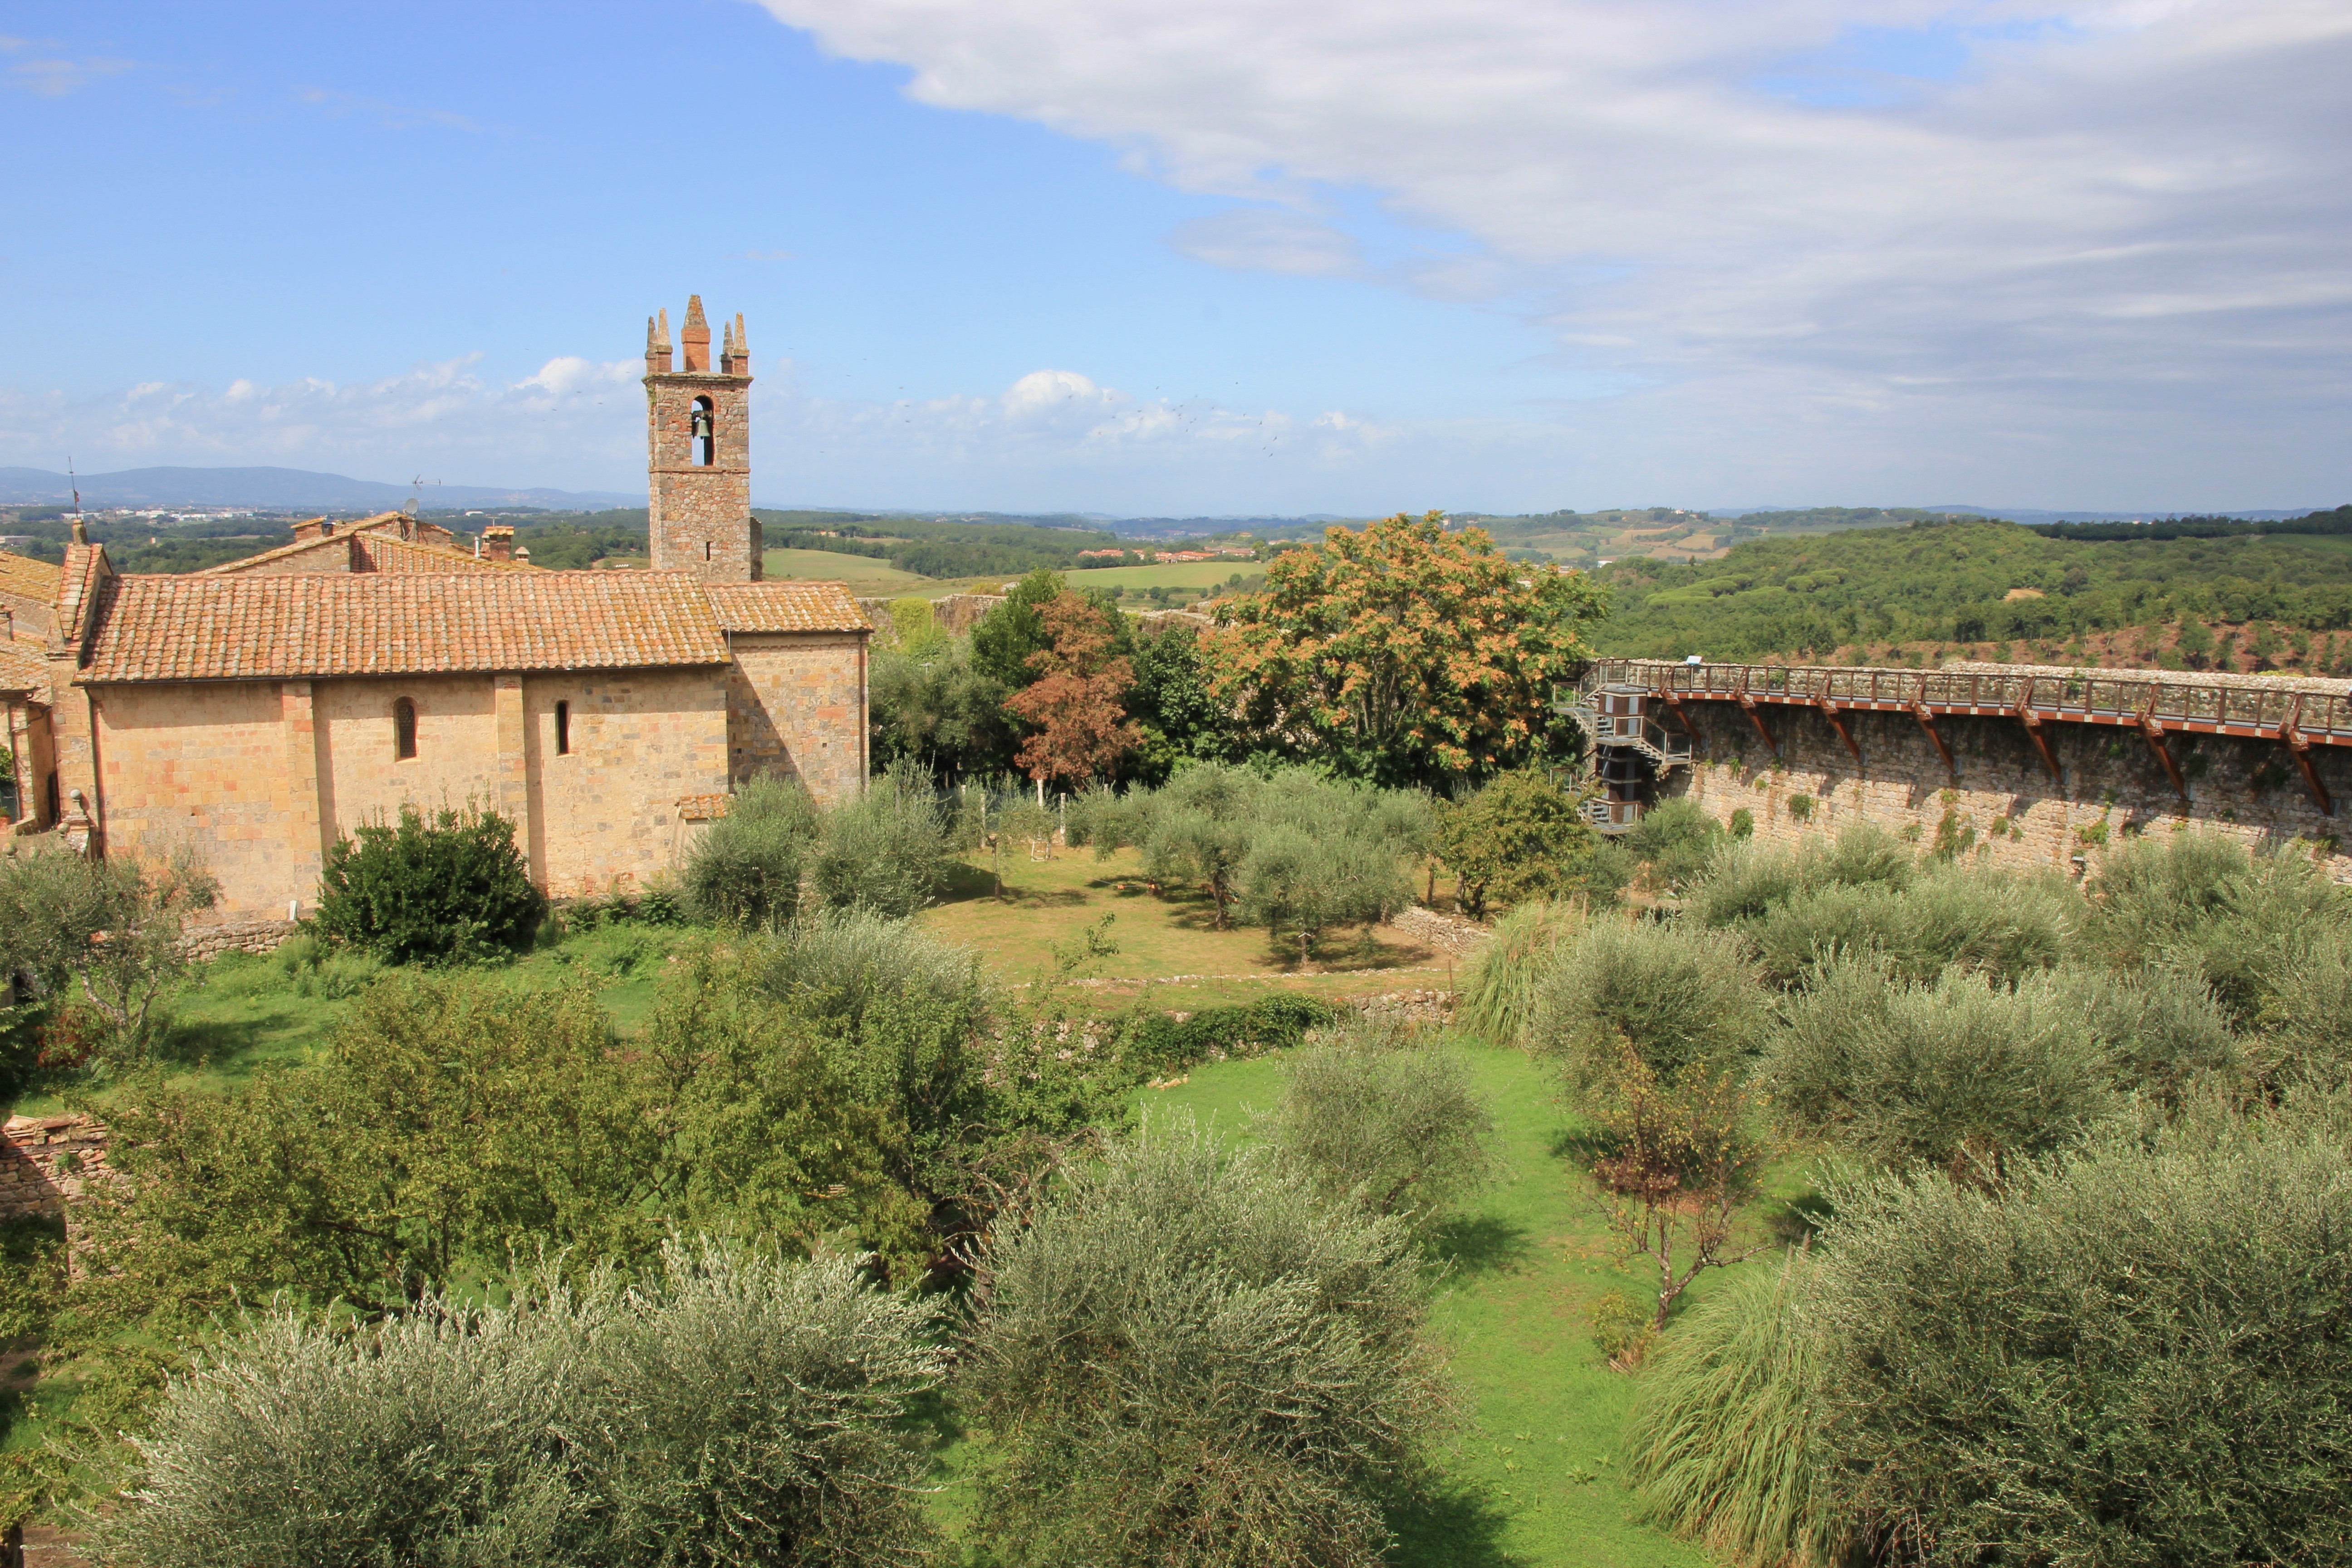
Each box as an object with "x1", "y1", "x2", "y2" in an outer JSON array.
[{"x1": 1594, "y1": 506, "x2": 2352, "y2": 666}]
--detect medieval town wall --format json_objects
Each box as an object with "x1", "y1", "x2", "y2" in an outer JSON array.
[
  {"x1": 1665, "y1": 700, "x2": 2352, "y2": 879},
  {"x1": 520, "y1": 668, "x2": 729, "y2": 898},
  {"x1": 726, "y1": 633, "x2": 868, "y2": 804}
]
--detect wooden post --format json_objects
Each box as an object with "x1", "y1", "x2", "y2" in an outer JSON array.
[
  {"x1": 1818, "y1": 698, "x2": 1862, "y2": 764},
  {"x1": 1912, "y1": 703, "x2": 1955, "y2": 773},
  {"x1": 2142, "y1": 722, "x2": 2189, "y2": 801},
  {"x1": 1736, "y1": 694, "x2": 1779, "y2": 758},
  {"x1": 2283, "y1": 699, "x2": 2332, "y2": 816},
  {"x1": 2015, "y1": 702, "x2": 2063, "y2": 781}
]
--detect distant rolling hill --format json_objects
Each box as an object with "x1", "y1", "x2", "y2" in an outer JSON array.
[{"x1": 0, "y1": 465, "x2": 638, "y2": 511}]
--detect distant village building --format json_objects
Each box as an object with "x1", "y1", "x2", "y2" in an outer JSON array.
[{"x1": 1, "y1": 296, "x2": 870, "y2": 913}]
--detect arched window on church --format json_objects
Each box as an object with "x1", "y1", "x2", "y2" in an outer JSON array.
[
  {"x1": 393, "y1": 698, "x2": 418, "y2": 761},
  {"x1": 691, "y1": 397, "x2": 715, "y2": 467}
]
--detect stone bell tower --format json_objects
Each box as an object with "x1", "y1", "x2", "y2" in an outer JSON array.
[{"x1": 645, "y1": 295, "x2": 762, "y2": 580}]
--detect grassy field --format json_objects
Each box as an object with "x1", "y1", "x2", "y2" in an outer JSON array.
[
  {"x1": 759, "y1": 547, "x2": 939, "y2": 593},
  {"x1": 919, "y1": 844, "x2": 1465, "y2": 1013},
  {"x1": 1064, "y1": 560, "x2": 1261, "y2": 593}
]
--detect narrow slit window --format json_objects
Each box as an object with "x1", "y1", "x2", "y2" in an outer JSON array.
[
  {"x1": 393, "y1": 698, "x2": 418, "y2": 761},
  {"x1": 555, "y1": 700, "x2": 571, "y2": 756},
  {"x1": 690, "y1": 396, "x2": 715, "y2": 466}
]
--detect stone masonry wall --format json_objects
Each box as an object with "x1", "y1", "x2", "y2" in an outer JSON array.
[
  {"x1": 179, "y1": 914, "x2": 299, "y2": 961},
  {"x1": 93, "y1": 679, "x2": 322, "y2": 914},
  {"x1": 0, "y1": 1113, "x2": 109, "y2": 1222},
  {"x1": 1664, "y1": 698, "x2": 2352, "y2": 879},
  {"x1": 726, "y1": 633, "x2": 868, "y2": 805},
  {"x1": 646, "y1": 372, "x2": 757, "y2": 582},
  {"x1": 522, "y1": 668, "x2": 729, "y2": 898}
]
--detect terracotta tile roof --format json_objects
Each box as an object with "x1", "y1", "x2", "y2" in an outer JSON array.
[
  {"x1": 705, "y1": 581, "x2": 872, "y2": 634},
  {"x1": 0, "y1": 550, "x2": 60, "y2": 604},
  {"x1": 205, "y1": 525, "x2": 524, "y2": 576},
  {"x1": 358, "y1": 534, "x2": 524, "y2": 573},
  {"x1": 0, "y1": 637, "x2": 46, "y2": 695},
  {"x1": 79, "y1": 572, "x2": 731, "y2": 683}
]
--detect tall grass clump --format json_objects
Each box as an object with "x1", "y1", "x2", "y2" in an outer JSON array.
[
  {"x1": 1808, "y1": 1114, "x2": 2352, "y2": 1568},
  {"x1": 681, "y1": 776, "x2": 821, "y2": 928},
  {"x1": 1764, "y1": 962, "x2": 2117, "y2": 1182},
  {"x1": 1264, "y1": 1010, "x2": 1496, "y2": 1229},
  {"x1": 1623, "y1": 798, "x2": 1724, "y2": 893},
  {"x1": 1454, "y1": 898, "x2": 1584, "y2": 1046},
  {"x1": 2254, "y1": 929, "x2": 2352, "y2": 1089},
  {"x1": 1533, "y1": 919, "x2": 1764, "y2": 1088},
  {"x1": 1623, "y1": 1251, "x2": 1847, "y2": 1568},
  {"x1": 89, "y1": 1241, "x2": 944, "y2": 1568},
  {"x1": 964, "y1": 1116, "x2": 1455, "y2": 1566}
]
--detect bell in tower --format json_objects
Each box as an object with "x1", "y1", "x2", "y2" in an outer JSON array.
[{"x1": 644, "y1": 294, "x2": 762, "y2": 581}]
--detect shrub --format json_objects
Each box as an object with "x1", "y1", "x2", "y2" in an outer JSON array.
[
  {"x1": 314, "y1": 803, "x2": 544, "y2": 964},
  {"x1": 1455, "y1": 899, "x2": 1583, "y2": 1046},
  {"x1": 812, "y1": 764, "x2": 953, "y2": 918},
  {"x1": 1534, "y1": 919, "x2": 1764, "y2": 1088},
  {"x1": 1809, "y1": 1117, "x2": 2352, "y2": 1568},
  {"x1": 1686, "y1": 839, "x2": 1804, "y2": 928},
  {"x1": 2082, "y1": 831, "x2": 2349, "y2": 1022},
  {"x1": 1116, "y1": 994, "x2": 1336, "y2": 1079},
  {"x1": 1784, "y1": 794, "x2": 1815, "y2": 823},
  {"x1": 1587, "y1": 1288, "x2": 1659, "y2": 1371},
  {"x1": 964, "y1": 1118, "x2": 1455, "y2": 1565},
  {"x1": 1624, "y1": 798, "x2": 1722, "y2": 892},
  {"x1": 2253, "y1": 929, "x2": 2352, "y2": 1090},
  {"x1": 1624, "y1": 1252, "x2": 1843, "y2": 1568},
  {"x1": 90, "y1": 1241, "x2": 943, "y2": 1568},
  {"x1": 1728, "y1": 807, "x2": 1754, "y2": 839},
  {"x1": 2051, "y1": 961, "x2": 2240, "y2": 1103},
  {"x1": 1746, "y1": 866, "x2": 2070, "y2": 988},
  {"x1": 266, "y1": 932, "x2": 385, "y2": 999},
  {"x1": 1237, "y1": 824, "x2": 1411, "y2": 962},
  {"x1": 1764, "y1": 964, "x2": 2118, "y2": 1183},
  {"x1": 1264, "y1": 1011, "x2": 1495, "y2": 1228},
  {"x1": 686, "y1": 775, "x2": 823, "y2": 926}
]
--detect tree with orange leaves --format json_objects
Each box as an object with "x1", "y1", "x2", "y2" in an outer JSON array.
[
  {"x1": 1207, "y1": 511, "x2": 1607, "y2": 786},
  {"x1": 1005, "y1": 592, "x2": 1146, "y2": 788}
]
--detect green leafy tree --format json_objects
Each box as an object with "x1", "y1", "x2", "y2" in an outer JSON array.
[
  {"x1": 1125, "y1": 622, "x2": 1237, "y2": 783},
  {"x1": 0, "y1": 844, "x2": 219, "y2": 1068},
  {"x1": 867, "y1": 640, "x2": 1015, "y2": 782},
  {"x1": 1434, "y1": 766, "x2": 1601, "y2": 916},
  {"x1": 314, "y1": 803, "x2": 545, "y2": 965},
  {"x1": 1209, "y1": 511, "x2": 1606, "y2": 785}
]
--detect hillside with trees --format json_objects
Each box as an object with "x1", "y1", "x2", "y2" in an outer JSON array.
[{"x1": 1593, "y1": 506, "x2": 2352, "y2": 671}]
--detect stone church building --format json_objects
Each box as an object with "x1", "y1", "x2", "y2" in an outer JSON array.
[{"x1": 1, "y1": 296, "x2": 869, "y2": 915}]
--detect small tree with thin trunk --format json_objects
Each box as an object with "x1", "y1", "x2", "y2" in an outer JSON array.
[
  {"x1": 1588, "y1": 1041, "x2": 1771, "y2": 1335},
  {"x1": 0, "y1": 844, "x2": 219, "y2": 1068}
]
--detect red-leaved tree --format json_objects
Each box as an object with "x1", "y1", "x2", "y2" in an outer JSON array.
[{"x1": 1005, "y1": 592, "x2": 1145, "y2": 788}]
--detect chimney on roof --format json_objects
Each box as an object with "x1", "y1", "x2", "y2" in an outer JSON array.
[
  {"x1": 480, "y1": 523, "x2": 514, "y2": 562},
  {"x1": 681, "y1": 295, "x2": 711, "y2": 372},
  {"x1": 646, "y1": 309, "x2": 672, "y2": 375},
  {"x1": 514, "y1": 545, "x2": 531, "y2": 564}
]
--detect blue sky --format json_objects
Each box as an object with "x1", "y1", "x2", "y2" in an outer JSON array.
[{"x1": 2, "y1": 0, "x2": 2347, "y2": 514}]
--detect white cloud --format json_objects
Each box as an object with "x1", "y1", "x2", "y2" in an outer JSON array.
[
  {"x1": 1166, "y1": 209, "x2": 1362, "y2": 276},
  {"x1": 753, "y1": 0, "x2": 2352, "y2": 506}
]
